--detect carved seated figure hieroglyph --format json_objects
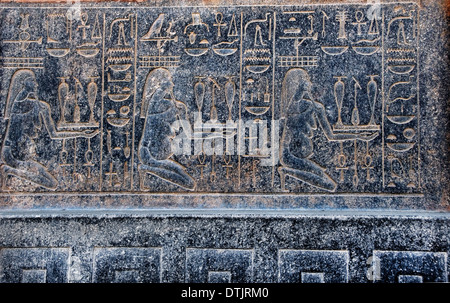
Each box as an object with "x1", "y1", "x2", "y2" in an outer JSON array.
[
  {"x1": 138, "y1": 68, "x2": 196, "y2": 191},
  {"x1": 278, "y1": 68, "x2": 378, "y2": 192},
  {"x1": 0, "y1": 69, "x2": 98, "y2": 190}
]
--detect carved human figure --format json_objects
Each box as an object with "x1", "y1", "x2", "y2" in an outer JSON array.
[
  {"x1": 0, "y1": 69, "x2": 98, "y2": 190},
  {"x1": 279, "y1": 68, "x2": 377, "y2": 192},
  {"x1": 138, "y1": 67, "x2": 196, "y2": 190}
]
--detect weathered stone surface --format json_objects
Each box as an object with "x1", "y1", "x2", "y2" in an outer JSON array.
[
  {"x1": 0, "y1": 0, "x2": 448, "y2": 284},
  {"x1": 0, "y1": 210, "x2": 449, "y2": 283},
  {"x1": 0, "y1": 0, "x2": 447, "y2": 210}
]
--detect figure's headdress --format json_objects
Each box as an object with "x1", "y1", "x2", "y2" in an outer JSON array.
[
  {"x1": 280, "y1": 68, "x2": 311, "y2": 119},
  {"x1": 4, "y1": 69, "x2": 36, "y2": 119},
  {"x1": 141, "y1": 68, "x2": 172, "y2": 118}
]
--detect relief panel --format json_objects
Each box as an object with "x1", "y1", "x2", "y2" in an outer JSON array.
[{"x1": 0, "y1": 0, "x2": 441, "y2": 209}]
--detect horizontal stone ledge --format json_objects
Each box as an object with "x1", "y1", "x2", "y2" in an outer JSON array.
[
  {"x1": 0, "y1": 0, "x2": 434, "y2": 4},
  {"x1": 1, "y1": 208, "x2": 449, "y2": 219}
]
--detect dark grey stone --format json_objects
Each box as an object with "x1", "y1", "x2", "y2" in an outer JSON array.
[
  {"x1": 0, "y1": 210, "x2": 449, "y2": 283},
  {"x1": 0, "y1": 247, "x2": 70, "y2": 283},
  {"x1": 186, "y1": 248, "x2": 254, "y2": 283},
  {"x1": 0, "y1": 0, "x2": 448, "y2": 284},
  {"x1": 373, "y1": 250, "x2": 448, "y2": 283},
  {"x1": 92, "y1": 247, "x2": 162, "y2": 283},
  {"x1": 0, "y1": 0, "x2": 446, "y2": 210},
  {"x1": 278, "y1": 249, "x2": 349, "y2": 283}
]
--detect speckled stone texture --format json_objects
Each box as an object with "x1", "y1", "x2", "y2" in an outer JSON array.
[
  {"x1": 0, "y1": 210, "x2": 449, "y2": 283},
  {"x1": 0, "y1": 0, "x2": 448, "y2": 283}
]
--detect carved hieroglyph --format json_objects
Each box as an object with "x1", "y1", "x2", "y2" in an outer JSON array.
[{"x1": 0, "y1": 2, "x2": 425, "y2": 197}]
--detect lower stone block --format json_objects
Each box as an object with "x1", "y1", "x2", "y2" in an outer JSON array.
[
  {"x1": 0, "y1": 247, "x2": 70, "y2": 283},
  {"x1": 185, "y1": 248, "x2": 254, "y2": 283},
  {"x1": 92, "y1": 247, "x2": 162, "y2": 283},
  {"x1": 372, "y1": 250, "x2": 448, "y2": 283},
  {"x1": 0, "y1": 214, "x2": 448, "y2": 283},
  {"x1": 278, "y1": 249, "x2": 349, "y2": 283}
]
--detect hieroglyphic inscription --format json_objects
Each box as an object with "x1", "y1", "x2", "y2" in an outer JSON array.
[{"x1": 0, "y1": 2, "x2": 424, "y2": 199}]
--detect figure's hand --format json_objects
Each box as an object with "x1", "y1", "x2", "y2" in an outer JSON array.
[
  {"x1": 174, "y1": 100, "x2": 189, "y2": 119},
  {"x1": 82, "y1": 129, "x2": 99, "y2": 138},
  {"x1": 357, "y1": 132, "x2": 378, "y2": 141},
  {"x1": 174, "y1": 100, "x2": 187, "y2": 110}
]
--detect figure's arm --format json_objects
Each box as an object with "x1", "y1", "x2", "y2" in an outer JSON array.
[
  {"x1": 172, "y1": 100, "x2": 198, "y2": 140},
  {"x1": 174, "y1": 100, "x2": 190, "y2": 121},
  {"x1": 39, "y1": 102, "x2": 98, "y2": 139},
  {"x1": 15, "y1": 90, "x2": 31, "y2": 103},
  {"x1": 314, "y1": 101, "x2": 355, "y2": 141},
  {"x1": 314, "y1": 101, "x2": 377, "y2": 141}
]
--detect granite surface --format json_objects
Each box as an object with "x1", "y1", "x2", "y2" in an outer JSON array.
[
  {"x1": 0, "y1": 210, "x2": 448, "y2": 283},
  {"x1": 0, "y1": 0, "x2": 448, "y2": 284},
  {"x1": 0, "y1": 0, "x2": 447, "y2": 210}
]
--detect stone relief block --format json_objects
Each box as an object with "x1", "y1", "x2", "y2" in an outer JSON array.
[
  {"x1": 0, "y1": 0, "x2": 447, "y2": 286},
  {"x1": 278, "y1": 249, "x2": 349, "y2": 283},
  {"x1": 185, "y1": 248, "x2": 254, "y2": 283},
  {"x1": 92, "y1": 247, "x2": 162, "y2": 283},
  {"x1": 0, "y1": 247, "x2": 70, "y2": 283},
  {"x1": 0, "y1": 214, "x2": 448, "y2": 283},
  {"x1": 0, "y1": 0, "x2": 445, "y2": 210},
  {"x1": 372, "y1": 250, "x2": 448, "y2": 283}
]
